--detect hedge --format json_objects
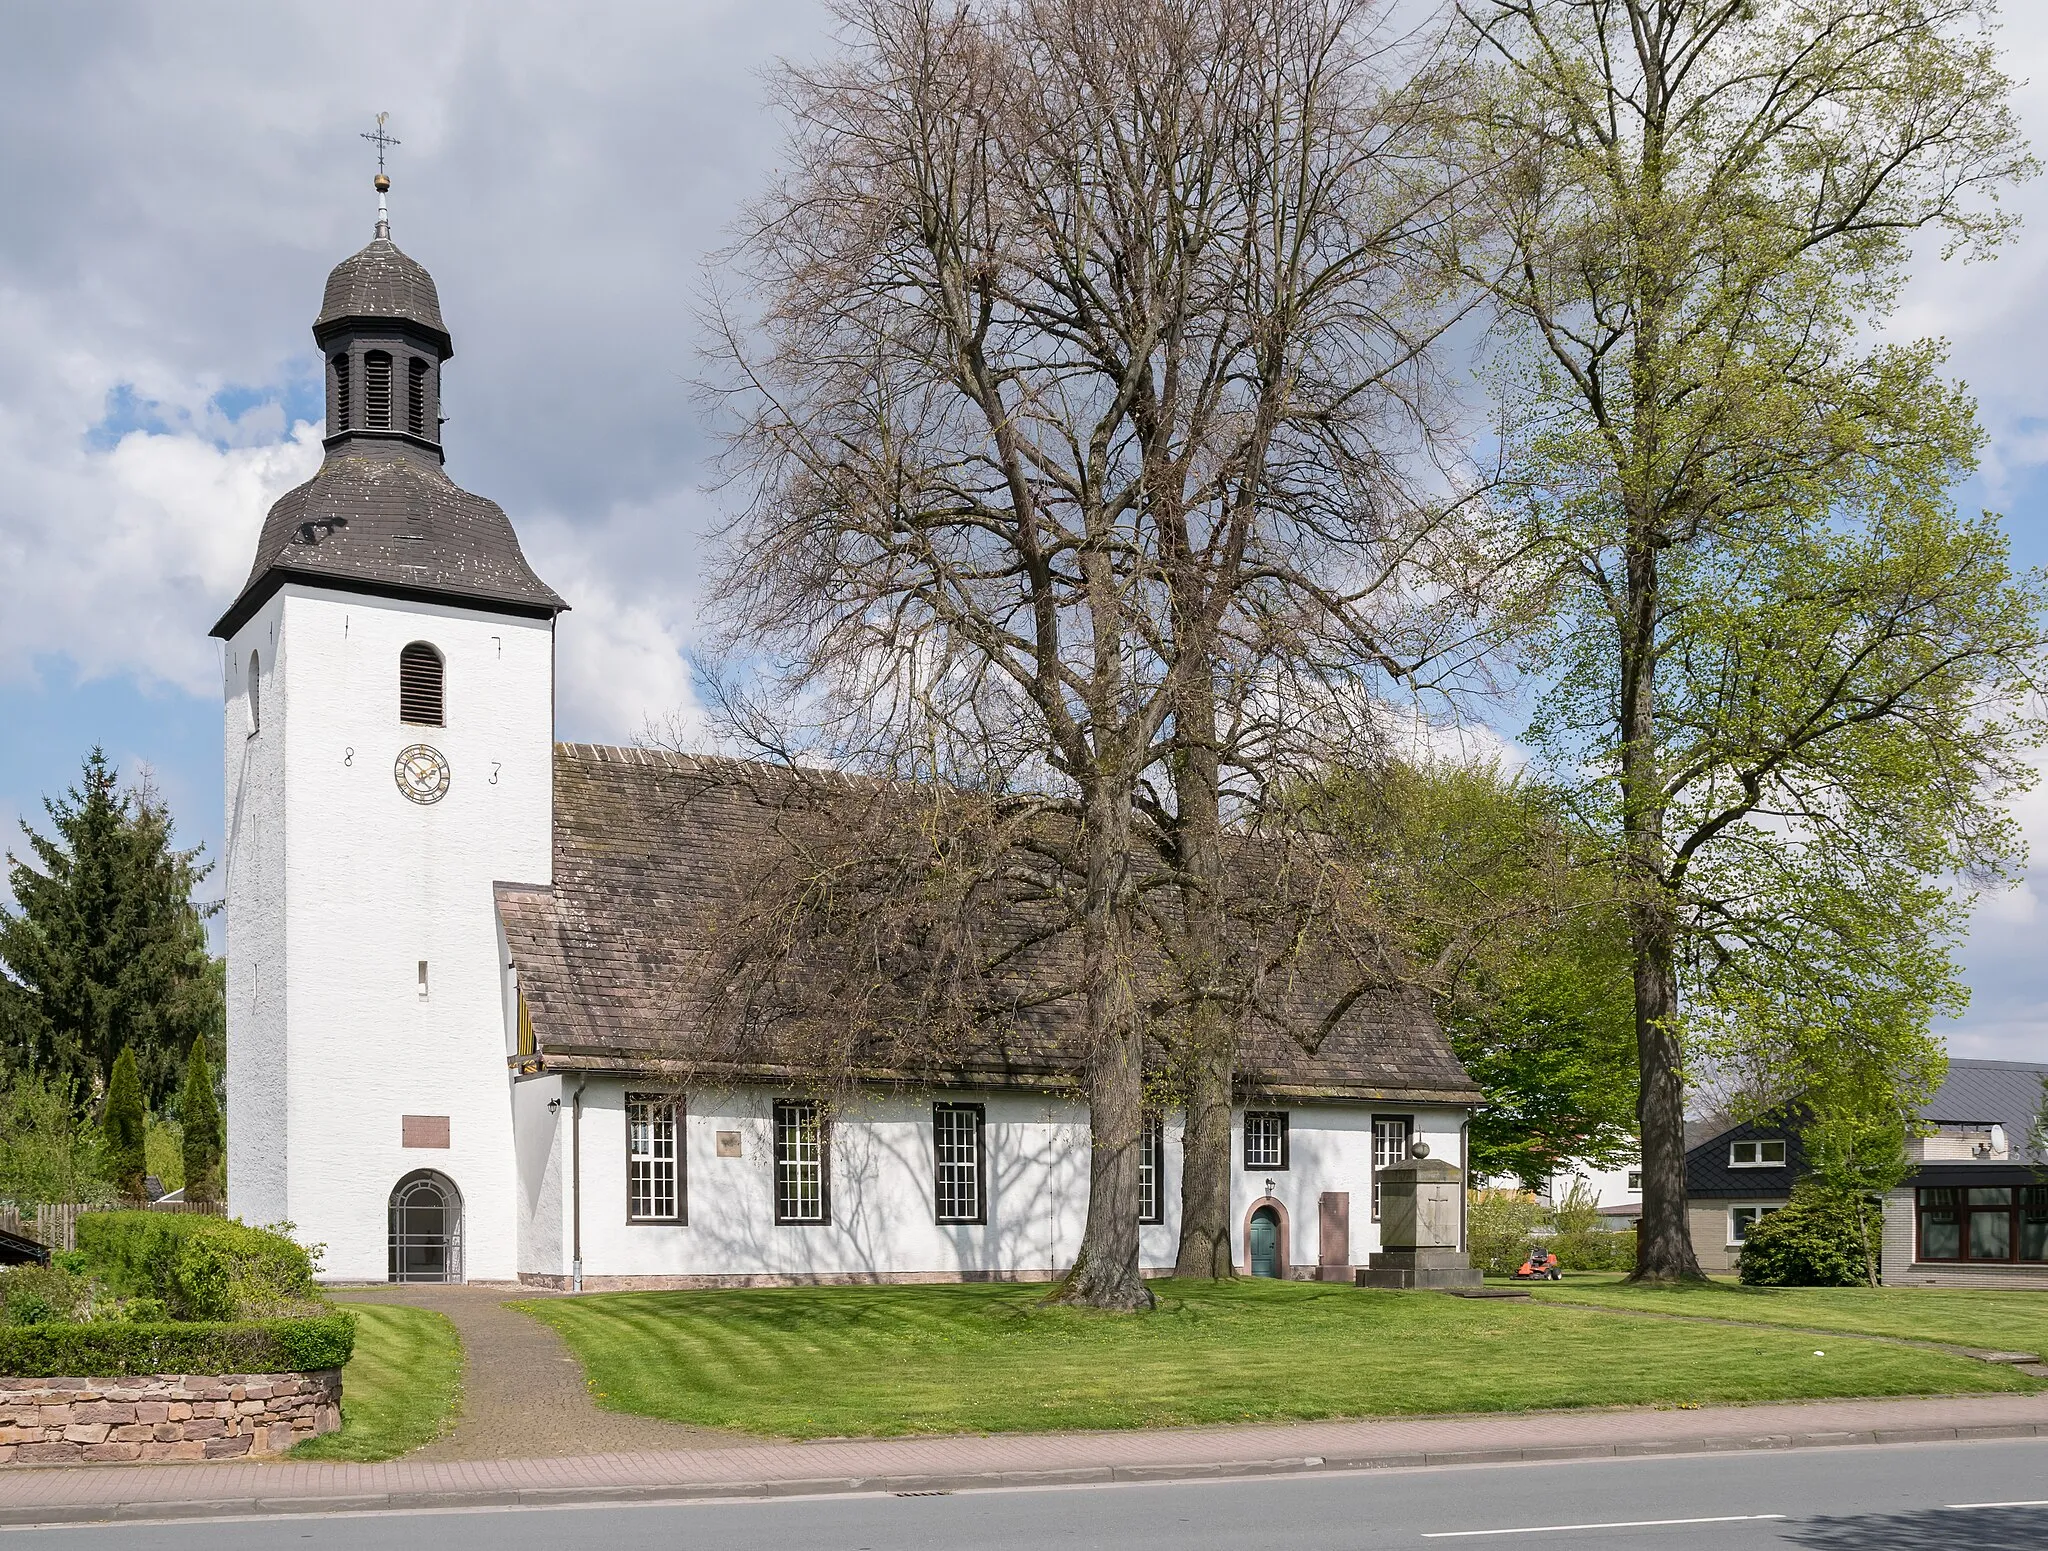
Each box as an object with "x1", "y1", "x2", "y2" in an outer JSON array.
[
  {"x1": 75, "y1": 1211, "x2": 318, "y2": 1320},
  {"x1": 0, "y1": 1310, "x2": 355, "y2": 1378}
]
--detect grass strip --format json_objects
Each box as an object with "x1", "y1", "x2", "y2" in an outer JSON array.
[
  {"x1": 291, "y1": 1303, "x2": 463, "y2": 1461},
  {"x1": 1521, "y1": 1275, "x2": 2048, "y2": 1354},
  {"x1": 517, "y1": 1278, "x2": 2039, "y2": 1440}
]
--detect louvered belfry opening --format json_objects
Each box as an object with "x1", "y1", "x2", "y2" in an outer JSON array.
[
  {"x1": 399, "y1": 641, "x2": 445, "y2": 726},
  {"x1": 407, "y1": 358, "x2": 429, "y2": 437},
  {"x1": 364, "y1": 351, "x2": 393, "y2": 429},
  {"x1": 331, "y1": 355, "x2": 351, "y2": 430}
]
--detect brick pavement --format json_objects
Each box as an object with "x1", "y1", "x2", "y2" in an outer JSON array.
[{"x1": 3, "y1": 1391, "x2": 2047, "y2": 1528}]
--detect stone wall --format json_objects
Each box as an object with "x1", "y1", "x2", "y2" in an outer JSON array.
[{"x1": 0, "y1": 1370, "x2": 341, "y2": 1464}]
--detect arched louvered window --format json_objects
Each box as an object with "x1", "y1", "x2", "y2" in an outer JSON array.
[
  {"x1": 399, "y1": 642, "x2": 444, "y2": 726},
  {"x1": 247, "y1": 651, "x2": 261, "y2": 737},
  {"x1": 407, "y1": 358, "x2": 429, "y2": 437},
  {"x1": 364, "y1": 351, "x2": 393, "y2": 429},
  {"x1": 331, "y1": 355, "x2": 351, "y2": 430}
]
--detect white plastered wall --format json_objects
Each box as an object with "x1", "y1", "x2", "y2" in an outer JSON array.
[
  {"x1": 226, "y1": 583, "x2": 553, "y2": 1281},
  {"x1": 511, "y1": 1079, "x2": 1467, "y2": 1286}
]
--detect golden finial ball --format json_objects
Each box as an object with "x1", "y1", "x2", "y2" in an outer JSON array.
[{"x1": 374, "y1": 173, "x2": 391, "y2": 193}]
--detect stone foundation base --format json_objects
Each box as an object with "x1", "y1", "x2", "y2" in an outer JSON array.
[
  {"x1": 1355, "y1": 1248, "x2": 1481, "y2": 1290},
  {"x1": 0, "y1": 1370, "x2": 341, "y2": 1465}
]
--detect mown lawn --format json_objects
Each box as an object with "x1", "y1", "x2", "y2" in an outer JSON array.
[
  {"x1": 516, "y1": 1278, "x2": 2039, "y2": 1439},
  {"x1": 1522, "y1": 1274, "x2": 2048, "y2": 1354},
  {"x1": 291, "y1": 1303, "x2": 464, "y2": 1460}
]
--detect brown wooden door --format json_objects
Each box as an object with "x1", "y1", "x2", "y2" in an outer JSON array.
[{"x1": 1319, "y1": 1192, "x2": 1350, "y2": 1280}]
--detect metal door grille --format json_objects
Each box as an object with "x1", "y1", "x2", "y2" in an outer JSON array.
[{"x1": 388, "y1": 1172, "x2": 462, "y2": 1283}]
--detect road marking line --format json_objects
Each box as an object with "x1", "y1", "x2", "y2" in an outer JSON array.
[
  {"x1": 1422, "y1": 1515, "x2": 1789, "y2": 1538},
  {"x1": 1945, "y1": 1500, "x2": 2048, "y2": 1509}
]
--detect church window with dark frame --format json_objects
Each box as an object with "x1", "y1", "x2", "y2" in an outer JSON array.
[
  {"x1": 331, "y1": 354, "x2": 351, "y2": 430},
  {"x1": 1138, "y1": 1118, "x2": 1165, "y2": 1226},
  {"x1": 363, "y1": 350, "x2": 394, "y2": 429},
  {"x1": 932, "y1": 1103, "x2": 986, "y2": 1224},
  {"x1": 407, "y1": 357, "x2": 430, "y2": 437},
  {"x1": 1371, "y1": 1115, "x2": 1411, "y2": 1220},
  {"x1": 399, "y1": 642, "x2": 445, "y2": 726},
  {"x1": 774, "y1": 1100, "x2": 829, "y2": 1225},
  {"x1": 625, "y1": 1093, "x2": 682, "y2": 1224},
  {"x1": 1243, "y1": 1111, "x2": 1288, "y2": 1171}
]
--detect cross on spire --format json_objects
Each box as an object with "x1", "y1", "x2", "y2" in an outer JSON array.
[{"x1": 361, "y1": 113, "x2": 400, "y2": 238}]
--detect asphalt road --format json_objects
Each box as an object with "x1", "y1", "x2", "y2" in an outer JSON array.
[{"x1": 7, "y1": 1437, "x2": 2046, "y2": 1549}]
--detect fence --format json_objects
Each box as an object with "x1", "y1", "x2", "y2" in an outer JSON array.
[{"x1": 0, "y1": 1200, "x2": 225, "y2": 1253}]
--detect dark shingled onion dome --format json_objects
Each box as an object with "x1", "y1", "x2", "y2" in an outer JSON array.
[{"x1": 211, "y1": 203, "x2": 565, "y2": 640}]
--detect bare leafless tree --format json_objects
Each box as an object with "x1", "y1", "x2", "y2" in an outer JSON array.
[{"x1": 706, "y1": 0, "x2": 1494, "y2": 1305}]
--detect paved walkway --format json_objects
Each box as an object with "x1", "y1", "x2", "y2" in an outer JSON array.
[
  {"x1": 3, "y1": 1391, "x2": 2048, "y2": 1528},
  {"x1": 335, "y1": 1287, "x2": 747, "y2": 1460}
]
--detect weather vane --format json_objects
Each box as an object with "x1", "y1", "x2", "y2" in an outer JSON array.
[{"x1": 361, "y1": 113, "x2": 400, "y2": 238}]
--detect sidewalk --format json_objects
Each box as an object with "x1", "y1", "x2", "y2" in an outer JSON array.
[{"x1": 4, "y1": 1391, "x2": 2048, "y2": 1528}]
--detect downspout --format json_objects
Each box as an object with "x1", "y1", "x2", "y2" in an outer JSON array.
[
  {"x1": 571, "y1": 1078, "x2": 586, "y2": 1293},
  {"x1": 1459, "y1": 1118, "x2": 1471, "y2": 1253}
]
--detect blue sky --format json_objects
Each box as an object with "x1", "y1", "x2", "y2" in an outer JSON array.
[{"x1": 1, "y1": 1, "x2": 2046, "y2": 1066}]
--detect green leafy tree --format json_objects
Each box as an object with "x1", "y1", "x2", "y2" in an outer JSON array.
[
  {"x1": 101, "y1": 1047, "x2": 146, "y2": 1201},
  {"x1": 1306, "y1": 759, "x2": 1638, "y2": 1187},
  {"x1": 0, "y1": 749, "x2": 223, "y2": 1107},
  {"x1": 1463, "y1": 0, "x2": 2043, "y2": 1279},
  {"x1": 180, "y1": 1035, "x2": 222, "y2": 1205}
]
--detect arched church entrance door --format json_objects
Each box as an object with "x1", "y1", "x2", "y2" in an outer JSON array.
[
  {"x1": 388, "y1": 1171, "x2": 463, "y2": 1283},
  {"x1": 1249, "y1": 1205, "x2": 1281, "y2": 1278}
]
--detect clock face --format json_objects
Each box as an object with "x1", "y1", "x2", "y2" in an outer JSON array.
[{"x1": 394, "y1": 743, "x2": 452, "y2": 805}]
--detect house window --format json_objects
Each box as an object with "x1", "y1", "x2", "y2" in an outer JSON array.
[
  {"x1": 1371, "y1": 1115, "x2": 1410, "y2": 1219},
  {"x1": 364, "y1": 350, "x2": 393, "y2": 428},
  {"x1": 626, "y1": 1094, "x2": 681, "y2": 1223},
  {"x1": 932, "y1": 1103, "x2": 985, "y2": 1224},
  {"x1": 247, "y1": 651, "x2": 261, "y2": 736},
  {"x1": 1138, "y1": 1119, "x2": 1165, "y2": 1226},
  {"x1": 1728, "y1": 1204, "x2": 1782, "y2": 1245},
  {"x1": 774, "y1": 1100, "x2": 828, "y2": 1225},
  {"x1": 408, "y1": 357, "x2": 429, "y2": 436},
  {"x1": 400, "y1": 642, "x2": 445, "y2": 726},
  {"x1": 1729, "y1": 1139, "x2": 1787, "y2": 1167},
  {"x1": 1243, "y1": 1111, "x2": 1288, "y2": 1171},
  {"x1": 1917, "y1": 1185, "x2": 2048, "y2": 1263},
  {"x1": 1626, "y1": 1170, "x2": 1643, "y2": 1192}
]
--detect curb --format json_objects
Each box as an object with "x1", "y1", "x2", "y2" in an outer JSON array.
[{"x1": 3, "y1": 1421, "x2": 2045, "y2": 1529}]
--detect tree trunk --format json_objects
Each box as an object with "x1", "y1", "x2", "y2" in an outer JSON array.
[
  {"x1": 1055, "y1": 774, "x2": 1157, "y2": 1311},
  {"x1": 1630, "y1": 897, "x2": 1700, "y2": 1281},
  {"x1": 1171, "y1": 673, "x2": 1236, "y2": 1279},
  {"x1": 1619, "y1": 487, "x2": 1701, "y2": 1284}
]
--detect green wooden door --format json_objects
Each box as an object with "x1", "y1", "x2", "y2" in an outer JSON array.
[{"x1": 1250, "y1": 1205, "x2": 1280, "y2": 1277}]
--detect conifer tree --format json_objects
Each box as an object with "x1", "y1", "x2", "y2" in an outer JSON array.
[
  {"x1": 102, "y1": 1046, "x2": 146, "y2": 1201},
  {"x1": 0, "y1": 749, "x2": 222, "y2": 1107},
  {"x1": 179, "y1": 1034, "x2": 223, "y2": 1205}
]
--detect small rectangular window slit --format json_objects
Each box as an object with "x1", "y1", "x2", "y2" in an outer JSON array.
[{"x1": 417, "y1": 960, "x2": 429, "y2": 1000}]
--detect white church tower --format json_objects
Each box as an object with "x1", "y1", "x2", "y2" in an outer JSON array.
[{"x1": 212, "y1": 169, "x2": 566, "y2": 1282}]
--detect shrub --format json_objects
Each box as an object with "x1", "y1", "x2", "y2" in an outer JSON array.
[
  {"x1": 1467, "y1": 1189, "x2": 1549, "y2": 1276},
  {"x1": 0, "y1": 1070, "x2": 113, "y2": 1210},
  {"x1": 75, "y1": 1212, "x2": 321, "y2": 1320},
  {"x1": 1738, "y1": 1187, "x2": 1878, "y2": 1287},
  {"x1": 1550, "y1": 1225, "x2": 1636, "y2": 1272},
  {"x1": 0, "y1": 1263, "x2": 100, "y2": 1327},
  {"x1": 0, "y1": 1309, "x2": 355, "y2": 1377}
]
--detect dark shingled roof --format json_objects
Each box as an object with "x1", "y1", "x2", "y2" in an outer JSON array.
[
  {"x1": 1921, "y1": 1059, "x2": 2048, "y2": 1163},
  {"x1": 210, "y1": 441, "x2": 567, "y2": 639},
  {"x1": 316, "y1": 236, "x2": 450, "y2": 352},
  {"x1": 498, "y1": 744, "x2": 1482, "y2": 1105}
]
